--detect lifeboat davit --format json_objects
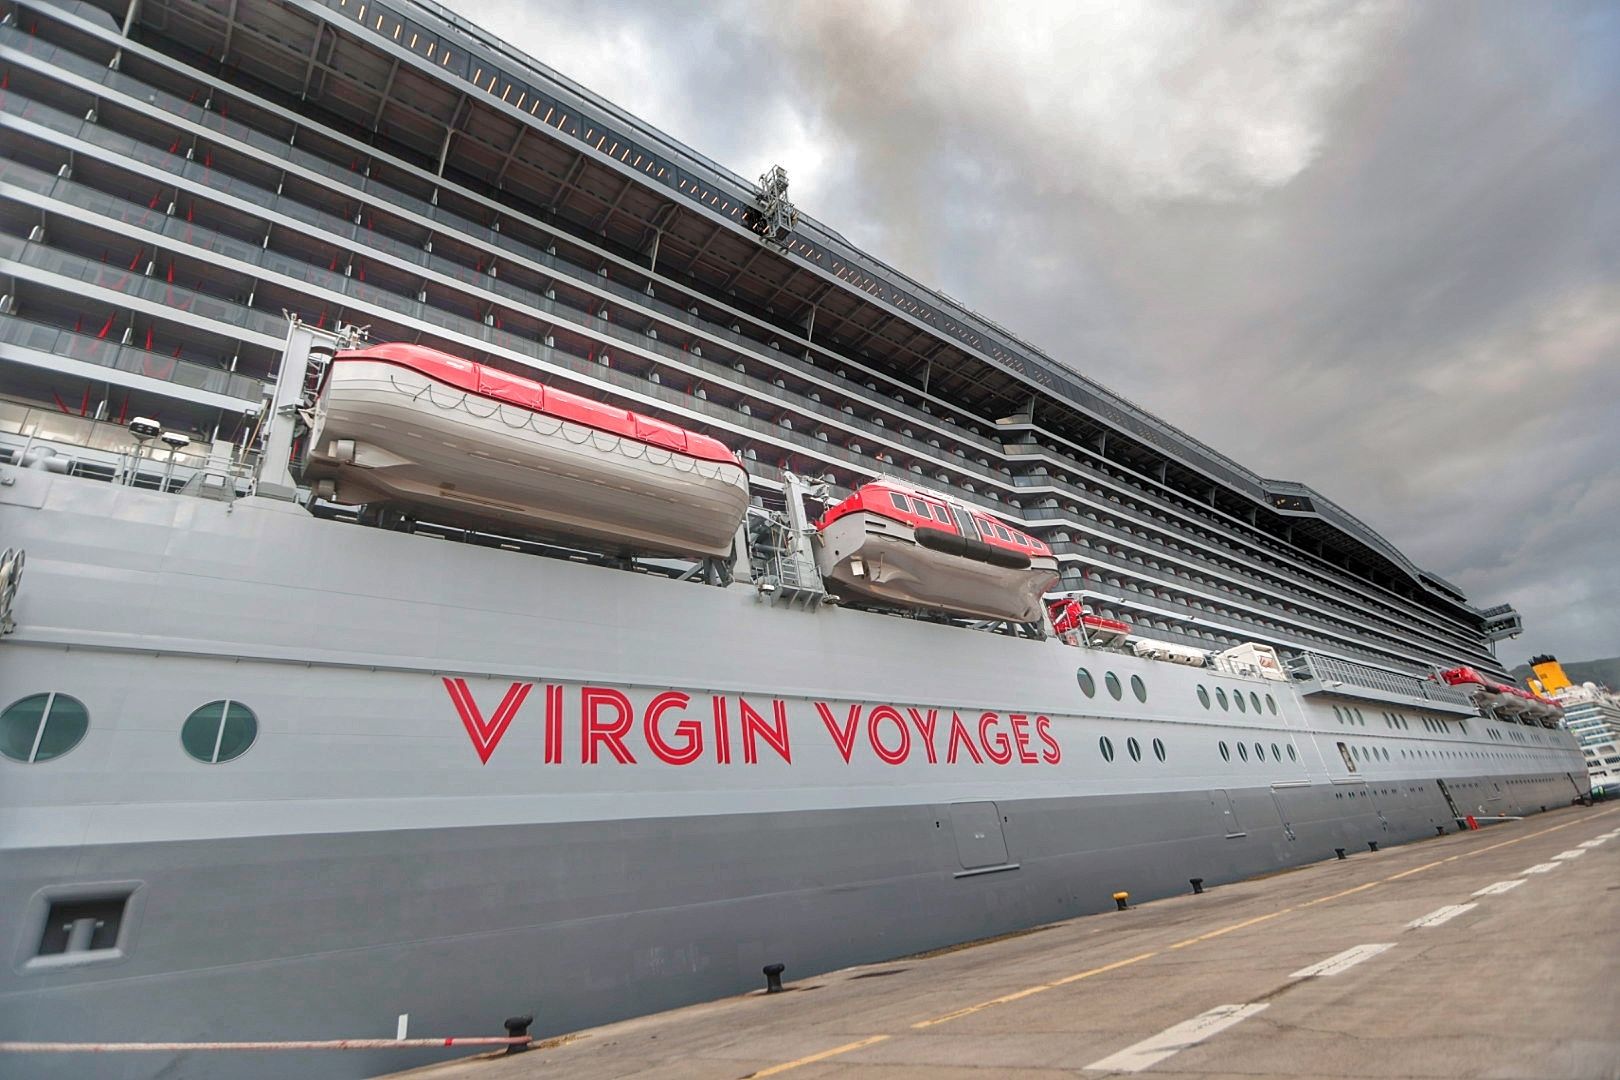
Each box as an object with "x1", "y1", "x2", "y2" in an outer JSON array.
[
  {"x1": 1440, "y1": 666, "x2": 1510, "y2": 712},
  {"x1": 303, "y1": 343, "x2": 749, "y2": 558},
  {"x1": 814, "y1": 481, "x2": 1059, "y2": 621}
]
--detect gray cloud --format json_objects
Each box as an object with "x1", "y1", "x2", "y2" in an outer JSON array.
[{"x1": 453, "y1": 0, "x2": 1620, "y2": 665}]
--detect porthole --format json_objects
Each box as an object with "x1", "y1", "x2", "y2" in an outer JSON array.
[
  {"x1": 1127, "y1": 737, "x2": 1142, "y2": 762},
  {"x1": 1198, "y1": 685, "x2": 1210, "y2": 709},
  {"x1": 1216, "y1": 688, "x2": 1229, "y2": 711},
  {"x1": 1287, "y1": 744, "x2": 1298, "y2": 762},
  {"x1": 1254, "y1": 742, "x2": 1264, "y2": 762},
  {"x1": 1099, "y1": 736, "x2": 1115, "y2": 762},
  {"x1": 1250, "y1": 692, "x2": 1262, "y2": 714},
  {"x1": 181, "y1": 700, "x2": 258, "y2": 764},
  {"x1": 1271, "y1": 743, "x2": 1282, "y2": 761},
  {"x1": 0, "y1": 692, "x2": 89, "y2": 763},
  {"x1": 1333, "y1": 706, "x2": 1343, "y2": 723},
  {"x1": 1219, "y1": 741, "x2": 1230, "y2": 762},
  {"x1": 1234, "y1": 691, "x2": 1247, "y2": 714},
  {"x1": 1237, "y1": 742, "x2": 1249, "y2": 762},
  {"x1": 1266, "y1": 695, "x2": 1277, "y2": 715},
  {"x1": 1105, "y1": 672, "x2": 1123, "y2": 700},
  {"x1": 1153, "y1": 738, "x2": 1166, "y2": 762},
  {"x1": 1130, "y1": 675, "x2": 1147, "y2": 703},
  {"x1": 1076, "y1": 668, "x2": 1095, "y2": 697}
]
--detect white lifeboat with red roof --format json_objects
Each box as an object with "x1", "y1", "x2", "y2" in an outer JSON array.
[
  {"x1": 303, "y1": 343, "x2": 749, "y2": 558},
  {"x1": 813, "y1": 480, "x2": 1060, "y2": 622}
]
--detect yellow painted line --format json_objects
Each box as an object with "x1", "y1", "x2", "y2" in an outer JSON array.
[
  {"x1": 1381, "y1": 808, "x2": 1618, "y2": 883},
  {"x1": 1168, "y1": 909, "x2": 1292, "y2": 949},
  {"x1": 748, "y1": 1033, "x2": 890, "y2": 1077},
  {"x1": 1051, "y1": 950, "x2": 1160, "y2": 986},
  {"x1": 911, "y1": 951, "x2": 1159, "y2": 1028}
]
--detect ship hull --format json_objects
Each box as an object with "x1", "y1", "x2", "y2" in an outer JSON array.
[{"x1": 0, "y1": 469, "x2": 1589, "y2": 1079}]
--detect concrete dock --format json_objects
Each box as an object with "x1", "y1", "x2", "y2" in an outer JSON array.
[{"x1": 398, "y1": 805, "x2": 1620, "y2": 1079}]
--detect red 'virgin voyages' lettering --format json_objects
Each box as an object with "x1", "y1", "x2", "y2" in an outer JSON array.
[
  {"x1": 1035, "y1": 715, "x2": 1062, "y2": 764},
  {"x1": 711, "y1": 696, "x2": 732, "y2": 764},
  {"x1": 945, "y1": 712, "x2": 984, "y2": 764},
  {"x1": 816, "y1": 702, "x2": 863, "y2": 763},
  {"x1": 581, "y1": 686, "x2": 636, "y2": 764},
  {"x1": 906, "y1": 708, "x2": 940, "y2": 764},
  {"x1": 1008, "y1": 713, "x2": 1038, "y2": 764},
  {"x1": 644, "y1": 691, "x2": 702, "y2": 765},
  {"x1": 544, "y1": 683, "x2": 564, "y2": 764},
  {"x1": 444, "y1": 677, "x2": 532, "y2": 764},
  {"x1": 868, "y1": 705, "x2": 911, "y2": 765},
  {"x1": 740, "y1": 697, "x2": 792, "y2": 764},
  {"x1": 979, "y1": 712, "x2": 1014, "y2": 764}
]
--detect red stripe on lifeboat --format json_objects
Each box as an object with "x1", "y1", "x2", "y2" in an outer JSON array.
[
  {"x1": 332, "y1": 343, "x2": 740, "y2": 467},
  {"x1": 817, "y1": 479, "x2": 1049, "y2": 559},
  {"x1": 1438, "y1": 666, "x2": 1488, "y2": 688}
]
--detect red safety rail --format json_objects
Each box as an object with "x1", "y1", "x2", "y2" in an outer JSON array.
[
  {"x1": 332, "y1": 343, "x2": 741, "y2": 467},
  {"x1": 817, "y1": 480, "x2": 1050, "y2": 559}
]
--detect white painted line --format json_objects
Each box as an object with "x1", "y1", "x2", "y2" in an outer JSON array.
[
  {"x1": 395, "y1": 1014, "x2": 408, "y2": 1041},
  {"x1": 1552, "y1": 849, "x2": 1585, "y2": 860},
  {"x1": 1522, "y1": 862, "x2": 1562, "y2": 874},
  {"x1": 1577, "y1": 839, "x2": 1606, "y2": 848},
  {"x1": 1085, "y1": 1004, "x2": 1269, "y2": 1073},
  {"x1": 1289, "y1": 943, "x2": 1395, "y2": 979},
  {"x1": 1407, "y1": 903, "x2": 1479, "y2": 929},
  {"x1": 1472, "y1": 879, "x2": 1526, "y2": 897}
]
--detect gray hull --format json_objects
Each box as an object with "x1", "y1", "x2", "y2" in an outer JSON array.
[{"x1": 0, "y1": 470, "x2": 1588, "y2": 1079}]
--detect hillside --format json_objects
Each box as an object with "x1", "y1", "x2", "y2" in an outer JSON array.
[{"x1": 1510, "y1": 656, "x2": 1620, "y2": 691}]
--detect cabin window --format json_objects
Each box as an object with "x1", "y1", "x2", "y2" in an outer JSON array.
[
  {"x1": 1234, "y1": 692, "x2": 1247, "y2": 714},
  {"x1": 1219, "y1": 741, "x2": 1230, "y2": 762},
  {"x1": 1287, "y1": 744, "x2": 1298, "y2": 762},
  {"x1": 993, "y1": 523, "x2": 1013, "y2": 542},
  {"x1": 1197, "y1": 686, "x2": 1210, "y2": 709},
  {"x1": 1127, "y1": 737, "x2": 1141, "y2": 762},
  {"x1": 1333, "y1": 706, "x2": 1343, "y2": 724},
  {"x1": 928, "y1": 504, "x2": 950, "y2": 524},
  {"x1": 1266, "y1": 695, "x2": 1278, "y2": 715},
  {"x1": 1099, "y1": 736, "x2": 1115, "y2": 762},
  {"x1": 1254, "y1": 742, "x2": 1265, "y2": 762},
  {"x1": 1249, "y1": 692, "x2": 1262, "y2": 714},
  {"x1": 1105, "y1": 672, "x2": 1123, "y2": 700},
  {"x1": 1153, "y1": 738, "x2": 1166, "y2": 762},
  {"x1": 1130, "y1": 675, "x2": 1147, "y2": 703},
  {"x1": 1271, "y1": 743, "x2": 1282, "y2": 761},
  {"x1": 0, "y1": 693, "x2": 90, "y2": 764},
  {"x1": 888, "y1": 493, "x2": 910, "y2": 513},
  {"x1": 1216, "y1": 688, "x2": 1229, "y2": 711},
  {"x1": 1236, "y1": 742, "x2": 1249, "y2": 762},
  {"x1": 181, "y1": 701, "x2": 259, "y2": 764},
  {"x1": 1014, "y1": 534, "x2": 1029, "y2": 546},
  {"x1": 1076, "y1": 669, "x2": 1096, "y2": 698}
]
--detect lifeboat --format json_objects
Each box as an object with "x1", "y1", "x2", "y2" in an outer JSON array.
[
  {"x1": 303, "y1": 343, "x2": 749, "y2": 558},
  {"x1": 1440, "y1": 666, "x2": 1511, "y2": 712},
  {"x1": 1490, "y1": 684, "x2": 1532, "y2": 718},
  {"x1": 814, "y1": 480, "x2": 1059, "y2": 621}
]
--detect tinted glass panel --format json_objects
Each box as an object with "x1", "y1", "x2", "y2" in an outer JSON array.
[
  {"x1": 34, "y1": 697, "x2": 88, "y2": 762},
  {"x1": 1105, "y1": 672, "x2": 1123, "y2": 700},
  {"x1": 1076, "y1": 669, "x2": 1095, "y2": 697},
  {"x1": 0, "y1": 694, "x2": 48, "y2": 762},
  {"x1": 1130, "y1": 675, "x2": 1147, "y2": 703}
]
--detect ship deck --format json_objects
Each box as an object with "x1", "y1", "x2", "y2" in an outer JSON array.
[{"x1": 394, "y1": 803, "x2": 1620, "y2": 1080}]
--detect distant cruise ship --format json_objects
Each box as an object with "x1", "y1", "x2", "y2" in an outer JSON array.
[{"x1": 0, "y1": 2, "x2": 1587, "y2": 1078}]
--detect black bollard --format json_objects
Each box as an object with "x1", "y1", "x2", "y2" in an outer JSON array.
[
  {"x1": 763, "y1": 963, "x2": 785, "y2": 994},
  {"x1": 1436, "y1": 825, "x2": 1446, "y2": 836},
  {"x1": 1367, "y1": 840, "x2": 1379, "y2": 852},
  {"x1": 1189, "y1": 878, "x2": 1205, "y2": 895},
  {"x1": 1335, "y1": 848, "x2": 1347, "y2": 860},
  {"x1": 504, "y1": 1015, "x2": 533, "y2": 1054}
]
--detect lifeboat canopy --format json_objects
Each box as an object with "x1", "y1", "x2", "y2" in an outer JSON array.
[
  {"x1": 303, "y1": 343, "x2": 750, "y2": 558},
  {"x1": 813, "y1": 480, "x2": 1059, "y2": 622}
]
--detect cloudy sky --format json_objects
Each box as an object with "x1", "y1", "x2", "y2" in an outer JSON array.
[{"x1": 448, "y1": 0, "x2": 1620, "y2": 666}]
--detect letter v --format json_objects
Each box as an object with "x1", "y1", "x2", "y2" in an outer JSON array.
[
  {"x1": 815, "y1": 702, "x2": 863, "y2": 763},
  {"x1": 444, "y1": 677, "x2": 533, "y2": 764}
]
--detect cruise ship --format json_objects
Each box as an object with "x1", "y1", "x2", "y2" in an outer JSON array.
[{"x1": 0, "y1": 2, "x2": 1589, "y2": 1078}]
